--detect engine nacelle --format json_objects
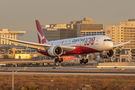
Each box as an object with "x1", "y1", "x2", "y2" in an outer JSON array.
[
  {"x1": 100, "y1": 49, "x2": 114, "y2": 58},
  {"x1": 48, "y1": 45, "x2": 63, "y2": 56}
]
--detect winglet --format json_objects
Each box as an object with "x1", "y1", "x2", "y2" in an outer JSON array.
[{"x1": 35, "y1": 20, "x2": 48, "y2": 44}]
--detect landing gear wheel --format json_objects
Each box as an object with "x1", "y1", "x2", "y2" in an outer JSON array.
[
  {"x1": 80, "y1": 59, "x2": 84, "y2": 64},
  {"x1": 59, "y1": 58, "x2": 63, "y2": 63},
  {"x1": 84, "y1": 59, "x2": 88, "y2": 64},
  {"x1": 55, "y1": 58, "x2": 58, "y2": 63},
  {"x1": 80, "y1": 59, "x2": 88, "y2": 64},
  {"x1": 55, "y1": 57, "x2": 63, "y2": 63},
  {"x1": 86, "y1": 59, "x2": 88, "y2": 63},
  {"x1": 80, "y1": 60, "x2": 83, "y2": 64}
]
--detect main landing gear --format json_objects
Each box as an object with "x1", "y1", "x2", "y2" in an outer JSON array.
[
  {"x1": 80, "y1": 54, "x2": 88, "y2": 64},
  {"x1": 55, "y1": 56, "x2": 63, "y2": 63},
  {"x1": 80, "y1": 59, "x2": 88, "y2": 64},
  {"x1": 53, "y1": 56, "x2": 63, "y2": 69}
]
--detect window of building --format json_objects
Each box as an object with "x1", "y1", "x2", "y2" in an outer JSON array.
[{"x1": 112, "y1": 27, "x2": 115, "y2": 29}]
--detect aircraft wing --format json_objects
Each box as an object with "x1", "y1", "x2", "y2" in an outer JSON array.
[
  {"x1": 114, "y1": 39, "x2": 132, "y2": 47},
  {"x1": 0, "y1": 37, "x2": 75, "y2": 51},
  {"x1": 0, "y1": 36, "x2": 51, "y2": 50}
]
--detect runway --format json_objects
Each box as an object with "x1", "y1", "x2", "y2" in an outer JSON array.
[
  {"x1": 1, "y1": 66, "x2": 135, "y2": 71},
  {"x1": 0, "y1": 66, "x2": 135, "y2": 76},
  {"x1": 0, "y1": 66, "x2": 98, "y2": 71},
  {"x1": 0, "y1": 71, "x2": 135, "y2": 76}
]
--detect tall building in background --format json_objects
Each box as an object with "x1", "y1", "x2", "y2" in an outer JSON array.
[
  {"x1": 105, "y1": 19, "x2": 135, "y2": 48},
  {"x1": 43, "y1": 18, "x2": 104, "y2": 41},
  {"x1": 70, "y1": 18, "x2": 104, "y2": 37},
  {"x1": 0, "y1": 29, "x2": 25, "y2": 45},
  {"x1": 43, "y1": 24, "x2": 77, "y2": 41}
]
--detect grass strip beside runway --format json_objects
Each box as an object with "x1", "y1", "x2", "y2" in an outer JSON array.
[{"x1": 0, "y1": 74, "x2": 135, "y2": 90}]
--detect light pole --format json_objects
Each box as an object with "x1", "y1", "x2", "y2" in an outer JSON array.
[
  {"x1": 12, "y1": 71, "x2": 14, "y2": 90},
  {"x1": 12, "y1": 67, "x2": 27, "y2": 90},
  {"x1": 12, "y1": 69, "x2": 19, "y2": 90}
]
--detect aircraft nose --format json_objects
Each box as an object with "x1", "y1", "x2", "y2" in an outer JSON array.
[{"x1": 108, "y1": 42, "x2": 114, "y2": 49}]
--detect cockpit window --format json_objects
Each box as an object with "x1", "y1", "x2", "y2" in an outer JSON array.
[{"x1": 104, "y1": 39, "x2": 112, "y2": 41}]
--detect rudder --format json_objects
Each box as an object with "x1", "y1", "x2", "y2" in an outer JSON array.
[{"x1": 35, "y1": 20, "x2": 48, "y2": 44}]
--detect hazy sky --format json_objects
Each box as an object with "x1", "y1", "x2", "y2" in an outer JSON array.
[{"x1": 0, "y1": 0, "x2": 135, "y2": 42}]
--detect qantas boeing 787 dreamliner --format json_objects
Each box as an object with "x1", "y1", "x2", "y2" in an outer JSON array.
[{"x1": 0, "y1": 20, "x2": 132, "y2": 64}]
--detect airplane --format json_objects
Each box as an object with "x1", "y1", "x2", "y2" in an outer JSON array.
[{"x1": 0, "y1": 20, "x2": 132, "y2": 64}]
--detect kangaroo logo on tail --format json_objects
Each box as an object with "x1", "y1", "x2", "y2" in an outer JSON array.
[{"x1": 36, "y1": 20, "x2": 48, "y2": 44}]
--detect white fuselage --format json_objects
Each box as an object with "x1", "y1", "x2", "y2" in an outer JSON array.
[{"x1": 45, "y1": 35, "x2": 114, "y2": 52}]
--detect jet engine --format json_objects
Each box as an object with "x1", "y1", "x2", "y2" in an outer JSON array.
[
  {"x1": 48, "y1": 45, "x2": 63, "y2": 56},
  {"x1": 100, "y1": 49, "x2": 114, "y2": 58}
]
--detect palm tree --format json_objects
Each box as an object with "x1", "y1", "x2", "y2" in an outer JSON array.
[
  {"x1": 116, "y1": 48, "x2": 120, "y2": 54},
  {"x1": 131, "y1": 49, "x2": 135, "y2": 54},
  {"x1": 121, "y1": 49, "x2": 125, "y2": 54}
]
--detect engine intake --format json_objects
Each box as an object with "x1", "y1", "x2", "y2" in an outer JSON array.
[
  {"x1": 48, "y1": 45, "x2": 63, "y2": 56},
  {"x1": 100, "y1": 49, "x2": 114, "y2": 58}
]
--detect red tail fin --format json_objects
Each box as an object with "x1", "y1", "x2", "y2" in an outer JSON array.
[{"x1": 35, "y1": 20, "x2": 47, "y2": 44}]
